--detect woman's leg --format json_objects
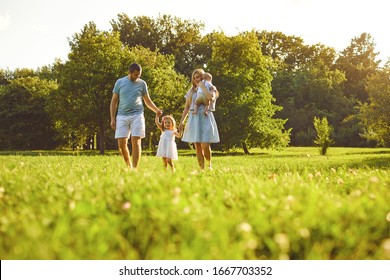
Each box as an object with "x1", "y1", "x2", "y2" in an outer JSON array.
[
  {"x1": 194, "y1": 142, "x2": 205, "y2": 170},
  {"x1": 201, "y1": 143, "x2": 212, "y2": 168}
]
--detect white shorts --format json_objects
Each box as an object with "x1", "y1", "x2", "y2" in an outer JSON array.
[{"x1": 115, "y1": 114, "x2": 145, "y2": 139}]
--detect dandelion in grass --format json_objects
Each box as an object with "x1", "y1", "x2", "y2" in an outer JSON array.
[
  {"x1": 299, "y1": 228, "x2": 310, "y2": 238},
  {"x1": 382, "y1": 239, "x2": 390, "y2": 258},
  {"x1": 268, "y1": 173, "x2": 277, "y2": 183},
  {"x1": 369, "y1": 176, "x2": 379, "y2": 183},
  {"x1": 386, "y1": 212, "x2": 390, "y2": 222},
  {"x1": 351, "y1": 190, "x2": 362, "y2": 197},
  {"x1": 337, "y1": 178, "x2": 344, "y2": 185},
  {"x1": 246, "y1": 239, "x2": 257, "y2": 250},
  {"x1": 122, "y1": 201, "x2": 131, "y2": 211},
  {"x1": 173, "y1": 187, "x2": 181, "y2": 197},
  {"x1": 348, "y1": 169, "x2": 358, "y2": 176},
  {"x1": 69, "y1": 200, "x2": 76, "y2": 210},
  {"x1": 183, "y1": 207, "x2": 190, "y2": 214},
  {"x1": 237, "y1": 222, "x2": 252, "y2": 233},
  {"x1": 274, "y1": 233, "x2": 290, "y2": 259}
]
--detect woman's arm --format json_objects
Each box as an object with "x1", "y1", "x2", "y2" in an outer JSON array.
[
  {"x1": 179, "y1": 96, "x2": 191, "y2": 132},
  {"x1": 175, "y1": 129, "x2": 183, "y2": 138},
  {"x1": 198, "y1": 81, "x2": 215, "y2": 101}
]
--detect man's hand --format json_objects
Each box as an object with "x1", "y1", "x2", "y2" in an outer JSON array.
[{"x1": 110, "y1": 119, "x2": 116, "y2": 130}]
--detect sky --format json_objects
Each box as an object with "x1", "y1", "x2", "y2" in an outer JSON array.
[{"x1": 0, "y1": 0, "x2": 389, "y2": 70}]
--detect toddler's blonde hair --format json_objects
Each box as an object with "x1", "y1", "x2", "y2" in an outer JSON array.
[{"x1": 162, "y1": 115, "x2": 176, "y2": 131}]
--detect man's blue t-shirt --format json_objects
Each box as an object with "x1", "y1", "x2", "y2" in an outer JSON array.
[{"x1": 113, "y1": 76, "x2": 148, "y2": 116}]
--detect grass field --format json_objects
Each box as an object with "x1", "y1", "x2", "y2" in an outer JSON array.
[{"x1": 0, "y1": 147, "x2": 389, "y2": 260}]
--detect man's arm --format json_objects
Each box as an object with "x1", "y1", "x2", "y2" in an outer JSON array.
[
  {"x1": 143, "y1": 94, "x2": 162, "y2": 116},
  {"x1": 110, "y1": 93, "x2": 119, "y2": 130}
]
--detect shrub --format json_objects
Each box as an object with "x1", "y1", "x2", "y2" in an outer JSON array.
[{"x1": 313, "y1": 116, "x2": 334, "y2": 155}]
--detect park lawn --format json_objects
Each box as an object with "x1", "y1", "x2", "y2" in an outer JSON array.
[{"x1": 0, "y1": 147, "x2": 389, "y2": 259}]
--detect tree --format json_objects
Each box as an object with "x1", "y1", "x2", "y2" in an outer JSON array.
[
  {"x1": 258, "y1": 30, "x2": 349, "y2": 146},
  {"x1": 359, "y1": 60, "x2": 390, "y2": 146},
  {"x1": 207, "y1": 31, "x2": 290, "y2": 153},
  {"x1": 335, "y1": 33, "x2": 381, "y2": 102},
  {"x1": 49, "y1": 22, "x2": 188, "y2": 153},
  {"x1": 0, "y1": 74, "x2": 59, "y2": 150},
  {"x1": 111, "y1": 14, "x2": 206, "y2": 77},
  {"x1": 313, "y1": 116, "x2": 333, "y2": 155},
  {"x1": 50, "y1": 22, "x2": 130, "y2": 154}
]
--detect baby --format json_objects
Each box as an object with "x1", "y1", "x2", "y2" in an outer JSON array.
[{"x1": 193, "y1": 72, "x2": 216, "y2": 116}]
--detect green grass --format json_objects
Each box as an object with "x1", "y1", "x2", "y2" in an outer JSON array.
[{"x1": 0, "y1": 147, "x2": 389, "y2": 260}]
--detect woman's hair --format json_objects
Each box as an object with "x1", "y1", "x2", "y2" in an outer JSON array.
[
  {"x1": 192, "y1": 69, "x2": 205, "y2": 86},
  {"x1": 187, "y1": 68, "x2": 205, "y2": 104},
  {"x1": 162, "y1": 115, "x2": 176, "y2": 131}
]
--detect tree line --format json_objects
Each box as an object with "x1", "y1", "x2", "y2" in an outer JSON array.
[{"x1": 0, "y1": 14, "x2": 389, "y2": 153}]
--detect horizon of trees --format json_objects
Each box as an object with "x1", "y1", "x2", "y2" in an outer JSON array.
[{"x1": 1, "y1": 14, "x2": 389, "y2": 153}]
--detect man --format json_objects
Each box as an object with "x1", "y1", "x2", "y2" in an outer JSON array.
[{"x1": 110, "y1": 63, "x2": 162, "y2": 170}]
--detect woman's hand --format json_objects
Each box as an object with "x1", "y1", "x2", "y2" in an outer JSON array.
[{"x1": 179, "y1": 122, "x2": 184, "y2": 133}]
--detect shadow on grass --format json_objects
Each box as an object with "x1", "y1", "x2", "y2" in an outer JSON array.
[
  {"x1": 344, "y1": 150, "x2": 390, "y2": 155},
  {"x1": 0, "y1": 150, "x2": 119, "y2": 156},
  {"x1": 342, "y1": 156, "x2": 390, "y2": 169}
]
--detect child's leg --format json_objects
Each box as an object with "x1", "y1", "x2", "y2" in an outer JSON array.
[
  {"x1": 204, "y1": 100, "x2": 210, "y2": 116},
  {"x1": 166, "y1": 158, "x2": 175, "y2": 172},
  {"x1": 162, "y1": 157, "x2": 168, "y2": 169}
]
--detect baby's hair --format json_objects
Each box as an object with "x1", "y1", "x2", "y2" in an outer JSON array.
[
  {"x1": 203, "y1": 72, "x2": 212, "y2": 81},
  {"x1": 162, "y1": 115, "x2": 176, "y2": 131}
]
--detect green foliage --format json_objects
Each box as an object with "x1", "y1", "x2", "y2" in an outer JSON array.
[
  {"x1": 207, "y1": 31, "x2": 290, "y2": 151},
  {"x1": 50, "y1": 22, "x2": 188, "y2": 153},
  {"x1": 359, "y1": 60, "x2": 390, "y2": 146},
  {"x1": 111, "y1": 14, "x2": 206, "y2": 77},
  {"x1": 1, "y1": 15, "x2": 387, "y2": 150},
  {"x1": 0, "y1": 147, "x2": 389, "y2": 259},
  {"x1": 49, "y1": 22, "x2": 129, "y2": 153},
  {"x1": 335, "y1": 33, "x2": 381, "y2": 102},
  {"x1": 0, "y1": 75, "x2": 59, "y2": 150},
  {"x1": 313, "y1": 116, "x2": 334, "y2": 155}
]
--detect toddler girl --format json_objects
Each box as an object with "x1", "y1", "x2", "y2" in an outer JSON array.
[{"x1": 155, "y1": 114, "x2": 182, "y2": 171}]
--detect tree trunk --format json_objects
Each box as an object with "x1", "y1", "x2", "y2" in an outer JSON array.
[
  {"x1": 241, "y1": 141, "x2": 250, "y2": 155},
  {"x1": 99, "y1": 125, "x2": 105, "y2": 155}
]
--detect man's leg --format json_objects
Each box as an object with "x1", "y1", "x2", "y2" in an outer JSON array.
[
  {"x1": 118, "y1": 138, "x2": 131, "y2": 168},
  {"x1": 131, "y1": 136, "x2": 142, "y2": 169}
]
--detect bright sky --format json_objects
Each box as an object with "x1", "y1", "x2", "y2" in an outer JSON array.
[{"x1": 0, "y1": 0, "x2": 388, "y2": 70}]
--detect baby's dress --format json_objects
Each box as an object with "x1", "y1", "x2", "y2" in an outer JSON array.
[{"x1": 156, "y1": 130, "x2": 178, "y2": 160}]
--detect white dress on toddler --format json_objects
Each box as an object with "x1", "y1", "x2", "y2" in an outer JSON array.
[{"x1": 156, "y1": 130, "x2": 178, "y2": 160}]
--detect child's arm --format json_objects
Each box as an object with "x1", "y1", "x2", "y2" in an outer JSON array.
[
  {"x1": 155, "y1": 115, "x2": 163, "y2": 131},
  {"x1": 174, "y1": 129, "x2": 183, "y2": 138}
]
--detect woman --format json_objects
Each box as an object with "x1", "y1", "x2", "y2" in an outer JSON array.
[{"x1": 179, "y1": 69, "x2": 220, "y2": 170}]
